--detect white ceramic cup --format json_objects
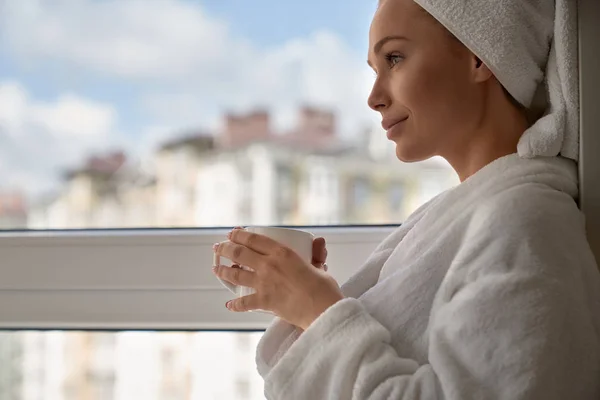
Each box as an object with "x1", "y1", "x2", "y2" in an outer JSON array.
[{"x1": 213, "y1": 226, "x2": 314, "y2": 308}]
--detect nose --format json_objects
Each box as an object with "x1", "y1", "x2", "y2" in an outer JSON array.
[{"x1": 368, "y1": 76, "x2": 390, "y2": 112}]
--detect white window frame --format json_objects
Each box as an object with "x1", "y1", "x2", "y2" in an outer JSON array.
[{"x1": 0, "y1": 0, "x2": 599, "y2": 331}]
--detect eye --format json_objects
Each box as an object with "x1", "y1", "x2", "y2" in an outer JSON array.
[{"x1": 385, "y1": 52, "x2": 404, "y2": 68}]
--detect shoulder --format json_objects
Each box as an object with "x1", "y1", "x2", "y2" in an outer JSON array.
[
  {"x1": 453, "y1": 180, "x2": 593, "y2": 281},
  {"x1": 468, "y1": 180, "x2": 584, "y2": 238}
]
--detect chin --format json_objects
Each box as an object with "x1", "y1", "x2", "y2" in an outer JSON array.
[{"x1": 394, "y1": 142, "x2": 432, "y2": 163}]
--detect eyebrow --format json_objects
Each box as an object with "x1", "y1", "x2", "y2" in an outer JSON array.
[{"x1": 375, "y1": 35, "x2": 410, "y2": 53}]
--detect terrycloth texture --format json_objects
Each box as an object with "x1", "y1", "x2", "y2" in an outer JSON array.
[
  {"x1": 412, "y1": 0, "x2": 579, "y2": 161},
  {"x1": 255, "y1": 154, "x2": 600, "y2": 399}
]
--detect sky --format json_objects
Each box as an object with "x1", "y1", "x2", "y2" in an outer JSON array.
[{"x1": 0, "y1": 0, "x2": 380, "y2": 198}]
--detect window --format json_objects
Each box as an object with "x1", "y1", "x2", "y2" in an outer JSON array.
[
  {"x1": 0, "y1": 1, "x2": 460, "y2": 231},
  {"x1": 0, "y1": 2, "x2": 599, "y2": 400}
]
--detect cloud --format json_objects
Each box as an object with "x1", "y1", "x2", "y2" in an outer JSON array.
[
  {"x1": 137, "y1": 30, "x2": 377, "y2": 136},
  {"x1": 0, "y1": 0, "x2": 233, "y2": 81},
  {"x1": 0, "y1": 0, "x2": 378, "y2": 137},
  {"x1": 0, "y1": 81, "x2": 123, "y2": 197},
  {"x1": 244, "y1": 31, "x2": 378, "y2": 134},
  {"x1": 33, "y1": 94, "x2": 116, "y2": 138}
]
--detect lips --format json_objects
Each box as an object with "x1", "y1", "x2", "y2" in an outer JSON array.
[{"x1": 381, "y1": 117, "x2": 408, "y2": 131}]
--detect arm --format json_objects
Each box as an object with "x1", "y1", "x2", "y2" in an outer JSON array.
[{"x1": 256, "y1": 238, "x2": 405, "y2": 378}]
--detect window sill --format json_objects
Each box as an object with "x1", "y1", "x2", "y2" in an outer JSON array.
[{"x1": 0, "y1": 226, "x2": 396, "y2": 330}]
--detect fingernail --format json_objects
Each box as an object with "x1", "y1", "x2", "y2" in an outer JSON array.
[
  {"x1": 213, "y1": 243, "x2": 219, "y2": 251},
  {"x1": 229, "y1": 227, "x2": 243, "y2": 239},
  {"x1": 225, "y1": 301, "x2": 231, "y2": 309}
]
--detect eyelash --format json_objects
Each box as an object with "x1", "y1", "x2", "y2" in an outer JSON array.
[
  {"x1": 385, "y1": 52, "x2": 404, "y2": 68},
  {"x1": 371, "y1": 52, "x2": 405, "y2": 77}
]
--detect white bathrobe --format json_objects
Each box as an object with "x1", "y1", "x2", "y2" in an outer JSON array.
[{"x1": 255, "y1": 154, "x2": 600, "y2": 399}]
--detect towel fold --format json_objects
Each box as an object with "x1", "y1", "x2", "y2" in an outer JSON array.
[{"x1": 413, "y1": 0, "x2": 579, "y2": 161}]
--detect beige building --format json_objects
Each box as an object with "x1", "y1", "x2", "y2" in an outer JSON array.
[
  {"x1": 0, "y1": 191, "x2": 28, "y2": 229},
  {"x1": 154, "y1": 135, "x2": 214, "y2": 227},
  {"x1": 28, "y1": 152, "x2": 156, "y2": 229},
  {"x1": 28, "y1": 106, "x2": 457, "y2": 230},
  {"x1": 193, "y1": 107, "x2": 456, "y2": 227}
]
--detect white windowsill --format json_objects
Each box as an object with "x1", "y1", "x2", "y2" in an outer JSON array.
[{"x1": 0, "y1": 226, "x2": 396, "y2": 330}]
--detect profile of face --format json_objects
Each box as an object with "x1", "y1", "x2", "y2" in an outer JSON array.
[{"x1": 368, "y1": 0, "x2": 493, "y2": 163}]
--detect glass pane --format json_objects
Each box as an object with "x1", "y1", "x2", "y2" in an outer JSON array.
[
  {"x1": 0, "y1": 1, "x2": 458, "y2": 230},
  {"x1": 0, "y1": 331, "x2": 265, "y2": 400}
]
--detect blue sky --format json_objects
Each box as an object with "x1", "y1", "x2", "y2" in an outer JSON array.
[
  {"x1": 0, "y1": 0, "x2": 376, "y2": 110},
  {"x1": 0, "y1": 0, "x2": 379, "y2": 196},
  {"x1": 202, "y1": 0, "x2": 375, "y2": 49}
]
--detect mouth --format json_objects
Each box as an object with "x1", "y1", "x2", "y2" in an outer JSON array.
[{"x1": 381, "y1": 117, "x2": 408, "y2": 131}]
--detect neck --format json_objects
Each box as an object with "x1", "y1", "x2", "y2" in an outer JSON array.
[{"x1": 443, "y1": 98, "x2": 529, "y2": 182}]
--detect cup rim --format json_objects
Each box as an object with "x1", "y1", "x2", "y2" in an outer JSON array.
[{"x1": 244, "y1": 226, "x2": 314, "y2": 237}]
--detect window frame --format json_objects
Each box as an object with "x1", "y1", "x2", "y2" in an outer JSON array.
[
  {"x1": 578, "y1": 0, "x2": 600, "y2": 262},
  {"x1": 0, "y1": 0, "x2": 599, "y2": 331}
]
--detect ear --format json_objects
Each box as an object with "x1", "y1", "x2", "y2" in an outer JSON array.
[{"x1": 472, "y1": 56, "x2": 494, "y2": 83}]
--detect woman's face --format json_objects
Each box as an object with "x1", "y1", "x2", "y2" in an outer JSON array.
[{"x1": 368, "y1": 0, "x2": 483, "y2": 163}]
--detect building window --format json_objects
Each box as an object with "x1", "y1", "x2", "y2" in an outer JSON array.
[
  {"x1": 351, "y1": 177, "x2": 370, "y2": 210},
  {"x1": 388, "y1": 184, "x2": 405, "y2": 211},
  {"x1": 276, "y1": 164, "x2": 295, "y2": 221}
]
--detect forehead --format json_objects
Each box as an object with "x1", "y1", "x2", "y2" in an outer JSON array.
[{"x1": 369, "y1": 0, "x2": 429, "y2": 44}]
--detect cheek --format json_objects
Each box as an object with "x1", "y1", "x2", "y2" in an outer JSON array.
[
  {"x1": 394, "y1": 64, "x2": 473, "y2": 139},
  {"x1": 389, "y1": 64, "x2": 475, "y2": 161}
]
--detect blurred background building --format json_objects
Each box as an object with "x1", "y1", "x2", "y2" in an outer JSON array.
[{"x1": 28, "y1": 106, "x2": 456, "y2": 230}]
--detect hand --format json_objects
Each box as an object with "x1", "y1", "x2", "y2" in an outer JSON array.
[
  {"x1": 229, "y1": 228, "x2": 328, "y2": 271},
  {"x1": 212, "y1": 228, "x2": 344, "y2": 330},
  {"x1": 229, "y1": 229, "x2": 328, "y2": 271}
]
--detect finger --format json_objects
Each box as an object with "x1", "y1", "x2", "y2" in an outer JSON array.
[
  {"x1": 229, "y1": 228, "x2": 288, "y2": 257},
  {"x1": 215, "y1": 241, "x2": 265, "y2": 270},
  {"x1": 226, "y1": 294, "x2": 261, "y2": 312},
  {"x1": 312, "y1": 237, "x2": 327, "y2": 265},
  {"x1": 213, "y1": 265, "x2": 256, "y2": 287}
]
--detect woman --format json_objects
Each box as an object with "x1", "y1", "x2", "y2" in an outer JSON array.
[{"x1": 213, "y1": 0, "x2": 600, "y2": 398}]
